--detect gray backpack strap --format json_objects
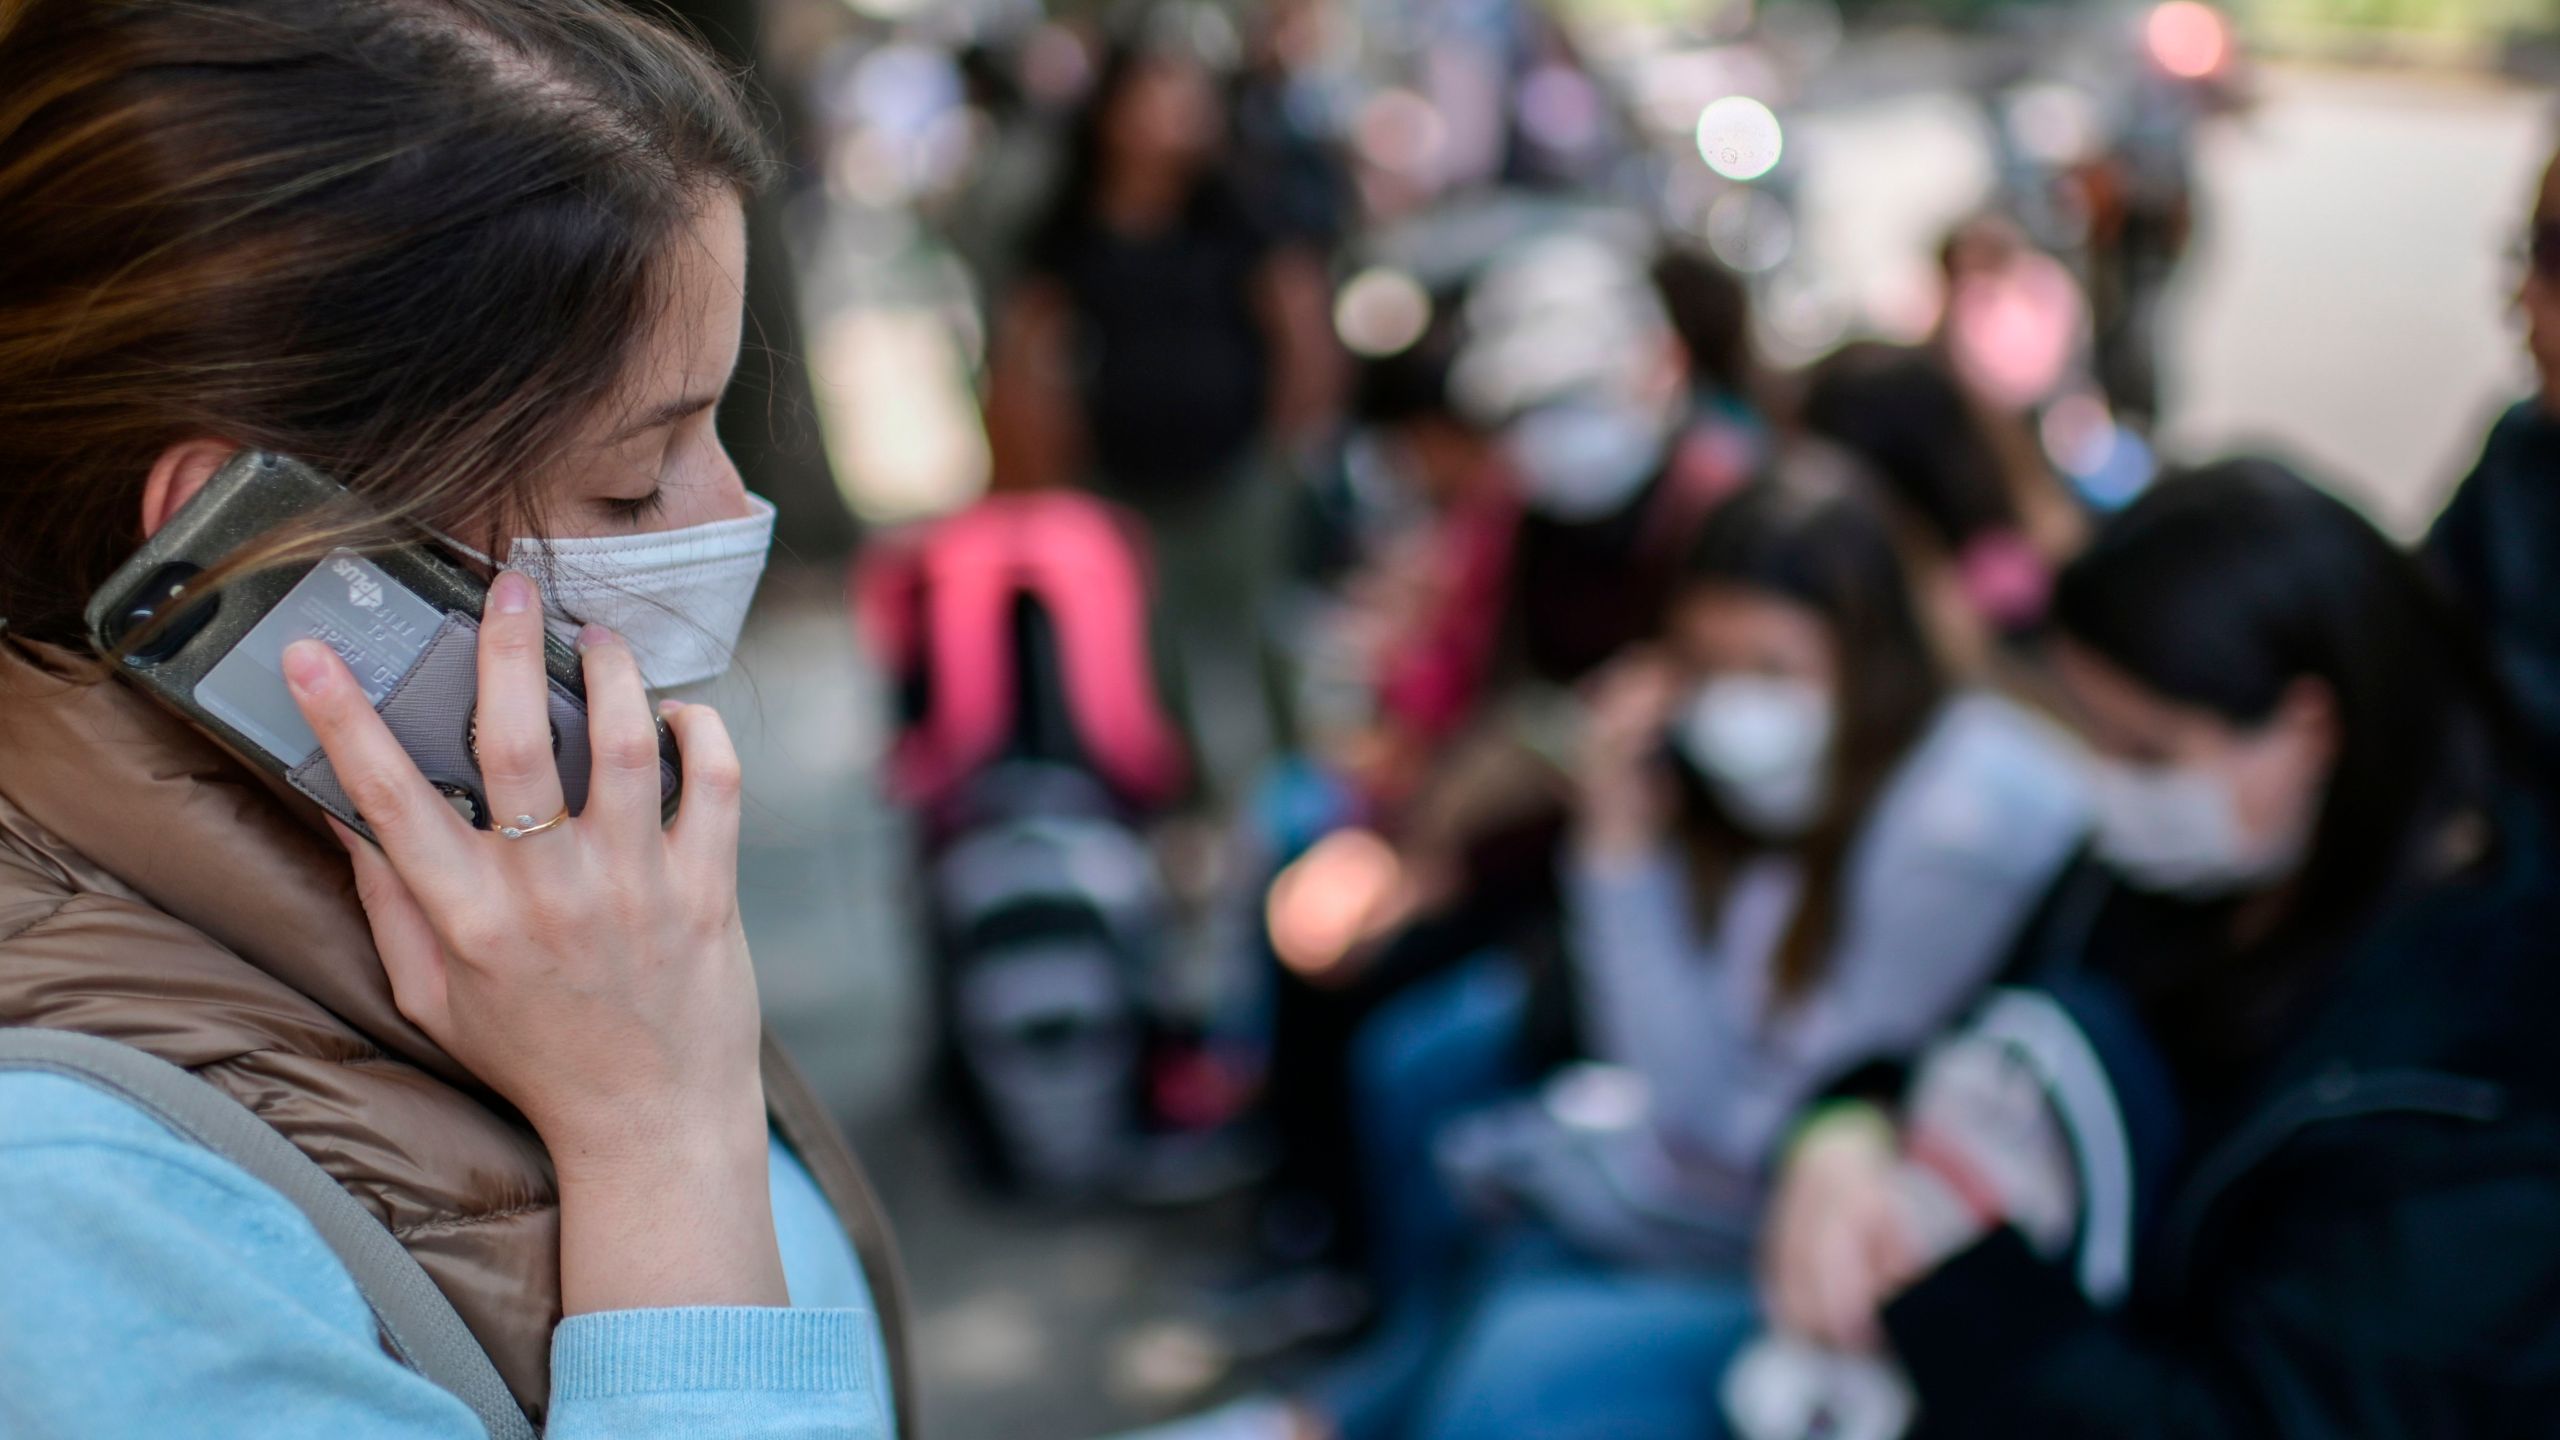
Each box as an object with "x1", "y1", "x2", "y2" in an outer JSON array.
[{"x1": 0, "y1": 1028, "x2": 537, "y2": 1440}]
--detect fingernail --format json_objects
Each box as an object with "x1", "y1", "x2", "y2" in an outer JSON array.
[
  {"x1": 492, "y1": 571, "x2": 533, "y2": 615},
  {"x1": 281, "y1": 639, "x2": 331, "y2": 696},
  {"x1": 577, "y1": 622, "x2": 614, "y2": 652},
  {"x1": 657, "y1": 699, "x2": 684, "y2": 717}
]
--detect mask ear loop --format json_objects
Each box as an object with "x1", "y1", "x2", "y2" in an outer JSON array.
[{"x1": 413, "y1": 518, "x2": 498, "y2": 573}]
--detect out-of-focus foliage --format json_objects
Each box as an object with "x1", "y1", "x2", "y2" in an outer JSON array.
[
  {"x1": 2243, "y1": 0, "x2": 2560, "y2": 35},
  {"x1": 1545, "y1": 0, "x2": 2560, "y2": 38}
]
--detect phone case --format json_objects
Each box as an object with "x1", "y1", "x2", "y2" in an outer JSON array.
[{"x1": 83, "y1": 450, "x2": 681, "y2": 839}]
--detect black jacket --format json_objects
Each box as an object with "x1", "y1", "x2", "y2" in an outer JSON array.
[
  {"x1": 1886, "y1": 800, "x2": 2560, "y2": 1438},
  {"x1": 2428, "y1": 401, "x2": 2560, "y2": 776}
]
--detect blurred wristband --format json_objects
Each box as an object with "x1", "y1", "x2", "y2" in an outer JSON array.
[{"x1": 1899, "y1": 1036, "x2": 2080, "y2": 1261}]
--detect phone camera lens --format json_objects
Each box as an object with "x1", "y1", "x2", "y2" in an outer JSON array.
[{"x1": 112, "y1": 563, "x2": 213, "y2": 663}]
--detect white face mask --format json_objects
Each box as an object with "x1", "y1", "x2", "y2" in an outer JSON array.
[
  {"x1": 1505, "y1": 396, "x2": 1669, "y2": 521},
  {"x1": 2087, "y1": 757, "x2": 2309, "y2": 898},
  {"x1": 1672, "y1": 675, "x2": 1834, "y2": 837},
  {"x1": 457, "y1": 494, "x2": 775, "y2": 691}
]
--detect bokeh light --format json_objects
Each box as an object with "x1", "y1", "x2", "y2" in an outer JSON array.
[
  {"x1": 2146, "y1": 1, "x2": 2230, "y2": 81},
  {"x1": 1333, "y1": 267, "x2": 1434, "y2": 357},
  {"x1": 2004, "y1": 82, "x2": 2101, "y2": 167},
  {"x1": 1516, "y1": 64, "x2": 1603, "y2": 158},
  {"x1": 1357, "y1": 88, "x2": 1449, "y2": 179},
  {"x1": 1695, "y1": 95, "x2": 1784, "y2": 182},
  {"x1": 1704, "y1": 188, "x2": 1795, "y2": 274}
]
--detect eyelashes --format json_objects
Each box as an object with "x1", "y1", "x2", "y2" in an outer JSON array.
[
  {"x1": 602, "y1": 416, "x2": 717, "y2": 524},
  {"x1": 601, "y1": 487, "x2": 668, "y2": 523}
]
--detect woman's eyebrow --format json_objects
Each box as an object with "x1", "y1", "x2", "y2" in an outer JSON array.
[{"x1": 609, "y1": 391, "x2": 719, "y2": 443}]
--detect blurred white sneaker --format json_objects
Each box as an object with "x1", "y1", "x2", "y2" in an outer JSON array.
[{"x1": 1722, "y1": 1334, "x2": 1914, "y2": 1440}]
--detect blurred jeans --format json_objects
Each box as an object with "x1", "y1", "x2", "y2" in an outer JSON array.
[
  {"x1": 1355, "y1": 955, "x2": 1530, "y2": 1308},
  {"x1": 1306, "y1": 956, "x2": 1756, "y2": 1440},
  {"x1": 1407, "y1": 1263, "x2": 1755, "y2": 1440}
]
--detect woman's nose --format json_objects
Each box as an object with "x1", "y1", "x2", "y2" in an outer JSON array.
[{"x1": 704, "y1": 445, "x2": 752, "y2": 521}]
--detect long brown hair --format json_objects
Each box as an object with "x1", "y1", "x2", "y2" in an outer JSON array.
[
  {"x1": 0, "y1": 0, "x2": 771, "y2": 648},
  {"x1": 1675, "y1": 452, "x2": 1946, "y2": 1005}
]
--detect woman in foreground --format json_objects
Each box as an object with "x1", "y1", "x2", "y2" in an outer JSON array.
[{"x1": 0, "y1": 1, "x2": 901, "y2": 1434}]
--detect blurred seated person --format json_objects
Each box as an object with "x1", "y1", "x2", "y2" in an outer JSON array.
[
  {"x1": 1498, "y1": 457, "x2": 2088, "y2": 1270},
  {"x1": 1932, "y1": 213, "x2": 2151, "y2": 523},
  {"x1": 984, "y1": 22, "x2": 1344, "y2": 794},
  {"x1": 2427, "y1": 141, "x2": 2560, "y2": 778},
  {"x1": 1134, "y1": 456, "x2": 2090, "y2": 1440},
  {"x1": 1280, "y1": 228, "x2": 1771, "y2": 939},
  {"x1": 1801, "y1": 341, "x2": 2080, "y2": 655},
  {"x1": 1736, "y1": 456, "x2": 2560, "y2": 1438},
  {"x1": 1933, "y1": 214, "x2": 2086, "y2": 422},
  {"x1": 1248, "y1": 235, "x2": 1770, "y2": 1280},
  {"x1": 1652, "y1": 237, "x2": 1769, "y2": 438},
  {"x1": 1314, "y1": 304, "x2": 1525, "y2": 820}
]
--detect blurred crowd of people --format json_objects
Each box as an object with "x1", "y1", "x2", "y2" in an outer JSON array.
[{"x1": 854, "y1": 4, "x2": 2560, "y2": 1437}]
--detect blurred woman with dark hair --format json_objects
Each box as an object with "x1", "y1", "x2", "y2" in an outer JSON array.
[
  {"x1": 1545, "y1": 457, "x2": 2083, "y2": 1229},
  {"x1": 1800, "y1": 341, "x2": 2082, "y2": 652},
  {"x1": 1125, "y1": 455, "x2": 2088, "y2": 1440},
  {"x1": 984, "y1": 27, "x2": 1343, "y2": 791},
  {"x1": 0, "y1": 1, "x2": 903, "y2": 1433},
  {"x1": 1755, "y1": 458, "x2": 2560, "y2": 1438}
]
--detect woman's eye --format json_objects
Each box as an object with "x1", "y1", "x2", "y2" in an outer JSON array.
[{"x1": 602, "y1": 488, "x2": 667, "y2": 522}]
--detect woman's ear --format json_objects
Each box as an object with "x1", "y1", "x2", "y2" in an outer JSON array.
[{"x1": 140, "y1": 440, "x2": 242, "y2": 539}]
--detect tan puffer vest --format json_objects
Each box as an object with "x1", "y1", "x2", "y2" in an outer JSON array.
[{"x1": 0, "y1": 638, "x2": 911, "y2": 1429}]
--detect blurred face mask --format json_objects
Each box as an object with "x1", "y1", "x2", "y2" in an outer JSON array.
[
  {"x1": 452, "y1": 494, "x2": 776, "y2": 691},
  {"x1": 1672, "y1": 675, "x2": 1834, "y2": 837},
  {"x1": 1505, "y1": 396, "x2": 1668, "y2": 521},
  {"x1": 2086, "y1": 757, "x2": 2309, "y2": 898}
]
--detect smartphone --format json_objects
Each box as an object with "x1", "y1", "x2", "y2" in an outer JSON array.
[{"x1": 84, "y1": 450, "x2": 681, "y2": 840}]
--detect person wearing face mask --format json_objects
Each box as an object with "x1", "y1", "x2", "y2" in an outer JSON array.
[
  {"x1": 1464, "y1": 230, "x2": 1757, "y2": 689},
  {"x1": 1535, "y1": 458, "x2": 2088, "y2": 1272},
  {"x1": 1116, "y1": 457, "x2": 2086, "y2": 1440},
  {"x1": 0, "y1": 4, "x2": 905, "y2": 1437},
  {"x1": 1756, "y1": 458, "x2": 2560, "y2": 1439}
]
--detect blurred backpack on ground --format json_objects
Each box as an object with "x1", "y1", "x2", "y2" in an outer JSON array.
[
  {"x1": 854, "y1": 491, "x2": 1196, "y2": 1197},
  {"x1": 854, "y1": 490, "x2": 1188, "y2": 819}
]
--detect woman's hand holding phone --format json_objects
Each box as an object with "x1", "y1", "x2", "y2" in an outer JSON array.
[
  {"x1": 1574, "y1": 649, "x2": 1683, "y2": 862},
  {"x1": 281, "y1": 570, "x2": 786, "y2": 1315}
]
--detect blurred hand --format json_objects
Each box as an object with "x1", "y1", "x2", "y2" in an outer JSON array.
[
  {"x1": 285, "y1": 569, "x2": 782, "y2": 1312},
  {"x1": 1574, "y1": 649, "x2": 1683, "y2": 860},
  {"x1": 1265, "y1": 827, "x2": 1418, "y2": 986},
  {"x1": 1761, "y1": 1107, "x2": 1920, "y2": 1353}
]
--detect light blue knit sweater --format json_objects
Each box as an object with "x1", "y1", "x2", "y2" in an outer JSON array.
[{"x1": 0, "y1": 1071, "x2": 894, "y2": 1438}]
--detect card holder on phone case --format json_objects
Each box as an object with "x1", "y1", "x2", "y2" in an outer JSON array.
[{"x1": 288, "y1": 613, "x2": 672, "y2": 830}]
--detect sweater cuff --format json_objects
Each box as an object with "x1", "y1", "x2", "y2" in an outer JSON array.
[
  {"x1": 551, "y1": 1306, "x2": 877, "y2": 1400},
  {"x1": 1883, "y1": 1226, "x2": 2092, "y2": 1405}
]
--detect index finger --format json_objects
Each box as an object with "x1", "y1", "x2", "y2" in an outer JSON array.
[
  {"x1": 283, "y1": 639, "x2": 480, "y2": 894},
  {"x1": 1765, "y1": 1206, "x2": 1819, "y2": 1338}
]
